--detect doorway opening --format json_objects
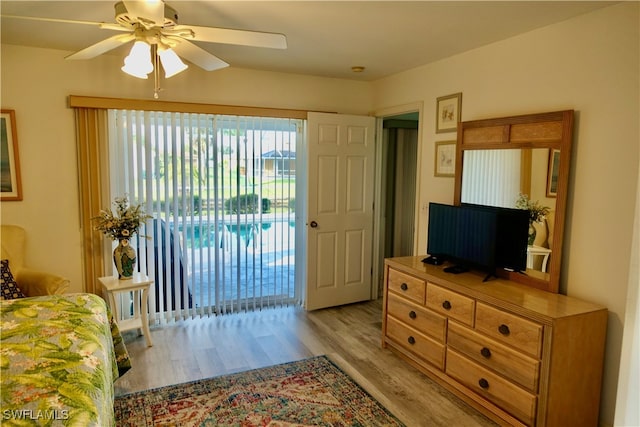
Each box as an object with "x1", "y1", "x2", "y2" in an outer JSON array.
[
  {"x1": 374, "y1": 111, "x2": 420, "y2": 296},
  {"x1": 382, "y1": 114, "x2": 419, "y2": 259}
]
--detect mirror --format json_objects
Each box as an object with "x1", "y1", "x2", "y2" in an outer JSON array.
[
  {"x1": 454, "y1": 110, "x2": 574, "y2": 293},
  {"x1": 461, "y1": 148, "x2": 557, "y2": 278}
]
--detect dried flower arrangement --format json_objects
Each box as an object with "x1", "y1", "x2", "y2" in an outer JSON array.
[
  {"x1": 92, "y1": 196, "x2": 151, "y2": 241},
  {"x1": 516, "y1": 193, "x2": 550, "y2": 223}
]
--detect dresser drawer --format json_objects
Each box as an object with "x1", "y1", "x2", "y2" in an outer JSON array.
[
  {"x1": 386, "y1": 317, "x2": 445, "y2": 370},
  {"x1": 475, "y1": 303, "x2": 543, "y2": 358},
  {"x1": 448, "y1": 322, "x2": 540, "y2": 392},
  {"x1": 387, "y1": 293, "x2": 446, "y2": 342},
  {"x1": 426, "y1": 283, "x2": 475, "y2": 326},
  {"x1": 387, "y1": 268, "x2": 426, "y2": 304},
  {"x1": 447, "y1": 349, "x2": 537, "y2": 426}
]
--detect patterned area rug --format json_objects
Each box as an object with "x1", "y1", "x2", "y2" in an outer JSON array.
[{"x1": 114, "y1": 355, "x2": 405, "y2": 426}]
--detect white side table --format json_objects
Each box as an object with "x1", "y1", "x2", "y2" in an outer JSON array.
[
  {"x1": 99, "y1": 272, "x2": 153, "y2": 347},
  {"x1": 527, "y1": 245, "x2": 552, "y2": 273}
]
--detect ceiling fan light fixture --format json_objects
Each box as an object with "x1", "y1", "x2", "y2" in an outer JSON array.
[
  {"x1": 158, "y1": 47, "x2": 188, "y2": 78},
  {"x1": 121, "y1": 40, "x2": 153, "y2": 79},
  {"x1": 34, "y1": 0, "x2": 288, "y2": 96}
]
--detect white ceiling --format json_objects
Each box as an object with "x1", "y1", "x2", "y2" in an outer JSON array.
[{"x1": 1, "y1": 1, "x2": 615, "y2": 81}]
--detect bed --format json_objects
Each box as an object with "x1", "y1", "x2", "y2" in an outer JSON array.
[{"x1": 1, "y1": 293, "x2": 131, "y2": 426}]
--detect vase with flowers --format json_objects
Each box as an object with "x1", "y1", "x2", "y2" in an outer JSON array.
[
  {"x1": 516, "y1": 193, "x2": 550, "y2": 246},
  {"x1": 93, "y1": 196, "x2": 151, "y2": 279}
]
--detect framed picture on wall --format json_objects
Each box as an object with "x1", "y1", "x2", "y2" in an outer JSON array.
[
  {"x1": 1, "y1": 109, "x2": 22, "y2": 201},
  {"x1": 547, "y1": 148, "x2": 560, "y2": 198},
  {"x1": 435, "y1": 92, "x2": 462, "y2": 133},
  {"x1": 434, "y1": 140, "x2": 456, "y2": 177}
]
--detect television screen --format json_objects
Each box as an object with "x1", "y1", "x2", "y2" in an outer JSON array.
[
  {"x1": 455, "y1": 205, "x2": 497, "y2": 269},
  {"x1": 461, "y1": 203, "x2": 529, "y2": 272},
  {"x1": 426, "y1": 203, "x2": 457, "y2": 263},
  {"x1": 426, "y1": 202, "x2": 529, "y2": 278},
  {"x1": 495, "y1": 207, "x2": 529, "y2": 272}
]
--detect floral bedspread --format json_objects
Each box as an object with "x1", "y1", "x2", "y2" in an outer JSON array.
[{"x1": 0, "y1": 293, "x2": 131, "y2": 426}]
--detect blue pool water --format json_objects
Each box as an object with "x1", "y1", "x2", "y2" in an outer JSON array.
[
  {"x1": 177, "y1": 218, "x2": 297, "y2": 308},
  {"x1": 173, "y1": 219, "x2": 295, "y2": 249}
]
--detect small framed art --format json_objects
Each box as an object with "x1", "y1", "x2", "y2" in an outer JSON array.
[
  {"x1": 434, "y1": 140, "x2": 456, "y2": 177},
  {"x1": 1, "y1": 109, "x2": 22, "y2": 201},
  {"x1": 547, "y1": 149, "x2": 560, "y2": 198},
  {"x1": 436, "y1": 92, "x2": 462, "y2": 133}
]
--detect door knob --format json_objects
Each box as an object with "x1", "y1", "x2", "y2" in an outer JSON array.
[{"x1": 309, "y1": 221, "x2": 318, "y2": 228}]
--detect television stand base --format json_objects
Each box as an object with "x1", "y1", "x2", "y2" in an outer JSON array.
[
  {"x1": 483, "y1": 272, "x2": 497, "y2": 282},
  {"x1": 443, "y1": 265, "x2": 469, "y2": 274},
  {"x1": 422, "y1": 255, "x2": 444, "y2": 265}
]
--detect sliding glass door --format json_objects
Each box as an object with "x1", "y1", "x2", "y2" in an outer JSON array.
[{"x1": 108, "y1": 110, "x2": 302, "y2": 321}]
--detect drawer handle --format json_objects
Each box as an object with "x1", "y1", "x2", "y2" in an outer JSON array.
[
  {"x1": 498, "y1": 324, "x2": 511, "y2": 336},
  {"x1": 442, "y1": 300, "x2": 452, "y2": 310},
  {"x1": 478, "y1": 378, "x2": 490, "y2": 389},
  {"x1": 409, "y1": 310, "x2": 417, "y2": 319},
  {"x1": 400, "y1": 283, "x2": 408, "y2": 291},
  {"x1": 407, "y1": 336, "x2": 416, "y2": 345},
  {"x1": 480, "y1": 347, "x2": 492, "y2": 358}
]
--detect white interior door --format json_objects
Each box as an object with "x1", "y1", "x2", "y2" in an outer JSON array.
[{"x1": 306, "y1": 112, "x2": 376, "y2": 310}]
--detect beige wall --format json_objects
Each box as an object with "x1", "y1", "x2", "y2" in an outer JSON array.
[
  {"x1": 1, "y1": 3, "x2": 637, "y2": 426},
  {"x1": 373, "y1": 3, "x2": 639, "y2": 425},
  {"x1": 0, "y1": 44, "x2": 373, "y2": 294}
]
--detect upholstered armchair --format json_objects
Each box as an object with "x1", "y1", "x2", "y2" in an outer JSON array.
[{"x1": 1, "y1": 225, "x2": 70, "y2": 297}]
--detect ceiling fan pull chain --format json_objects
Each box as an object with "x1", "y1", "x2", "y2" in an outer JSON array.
[{"x1": 153, "y1": 44, "x2": 161, "y2": 99}]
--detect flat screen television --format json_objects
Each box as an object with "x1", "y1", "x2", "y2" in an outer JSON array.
[
  {"x1": 464, "y1": 203, "x2": 530, "y2": 273},
  {"x1": 426, "y1": 202, "x2": 529, "y2": 280},
  {"x1": 426, "y1": 203, "x2": 458, "y2": 265}
]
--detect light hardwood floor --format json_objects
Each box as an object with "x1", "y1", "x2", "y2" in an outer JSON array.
[{"x1": 115, "y1": 299, "x2": 497, "y2": 426}]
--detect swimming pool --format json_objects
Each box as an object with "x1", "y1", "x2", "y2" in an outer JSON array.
[
  {"x1": 172, "y1": 217, "x2": 297, "y2": 308},
  {"x1": 173, "y1": 217, "x2": 296, "y2": 249}
]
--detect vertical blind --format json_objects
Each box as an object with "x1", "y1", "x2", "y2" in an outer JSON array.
[
  {"x1": 460, "y1": 149, "x2": 522, "y2": 208},
  {"x1": 393, "y1": 128, "x2": 417, "y2": 256},
  {"x1": 108, "y1": 110, "x2": 302, "y2": 322}
]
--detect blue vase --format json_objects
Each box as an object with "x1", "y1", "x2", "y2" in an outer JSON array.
[{"x1": 113, "y1": 239, "x2": 136, "y2": 279}]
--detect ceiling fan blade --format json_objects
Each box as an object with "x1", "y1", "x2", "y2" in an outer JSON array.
[
  {"x1": 174, "y1": 25, "x2": 287, "y2": 50},
  {"x1": 66, "y1": 33, "x2": 135, "y2": 60},
  {"x1": 99, "y1": 23, "x2": 134, "y2": 32},
  {"x1": 122, "y1": 0, "x2": 165, "y2": 27},
  {"x1": 3, "y1": 14, "x2": 133, "y2": 33},
  {"x1": 171, "y1": 40, "x2": 229, "y2": 71},
  {"x1": 2, "y1": 14, "x2": 109, "y2": 28}
]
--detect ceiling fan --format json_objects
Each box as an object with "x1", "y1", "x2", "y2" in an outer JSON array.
[{"x1": 4, "y1": 0, "x2": 287, "y2": 81}]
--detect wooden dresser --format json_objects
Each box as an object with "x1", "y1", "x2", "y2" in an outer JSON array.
[{"x1": 382, "y1": 256, "x2": 607, "y2": 427}]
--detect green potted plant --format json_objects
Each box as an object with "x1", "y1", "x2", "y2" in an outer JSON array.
[{"x1": 516, "y1": 193, "x2": 550, "y2": 246}]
